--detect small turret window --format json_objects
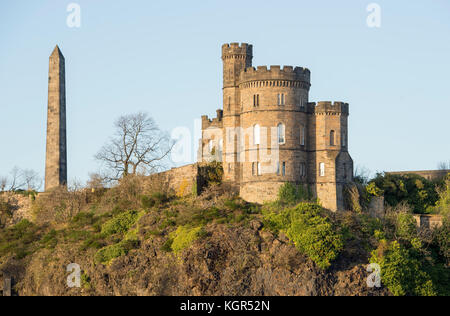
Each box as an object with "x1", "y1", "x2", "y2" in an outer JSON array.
[
  {"x1": 330, "y1": 130, "x2": 335, "y2": 146},
  {"x1": 300, "y1": 163, "x2": 306, "y2": 177},
  {"x1": 277, "y1": 94, "x2": 285, "y2": 106},
  {"x1": 253, "y1": 94, "x2": 260, "y2": 107},
  {"x1": 300, "y1": 125, "x2": 305, "y2": 146},
  {"x1": 277, "y1": 123, "x2": 285, "y2": 144},
  {"x1": 253, "y1": 124, "x2": 260, "y2": 145},
  {"x1": 319, "y1": 163, "x2": 325, "y2": 177}
]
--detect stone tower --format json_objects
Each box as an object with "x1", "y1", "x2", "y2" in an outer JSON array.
[
  {"x1": 198, "y1": 43, "x2": 353, "y2": 211},
  {"x1": 221, "y1": 43, "x2": 253, "y2": 185},
  {"x1": 45, "y1": 45, "x2": 67, "y2": 191}
]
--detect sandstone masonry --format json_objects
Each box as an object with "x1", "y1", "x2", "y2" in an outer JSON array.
[
  {"x1": 198, "y1": 43, "x2": 354, "y2": 211},
  {"x1": 45, "y1": 46, "x2": 67, "y2": 191}
]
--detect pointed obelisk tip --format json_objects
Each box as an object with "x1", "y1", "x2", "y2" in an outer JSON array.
[{"x1": 51, "y1": 45, "x2": 64, "y2": 59}]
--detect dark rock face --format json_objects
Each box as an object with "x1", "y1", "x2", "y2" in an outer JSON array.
[{"x1": 3, "y1": 224, "x2": 389, "y2": 296}]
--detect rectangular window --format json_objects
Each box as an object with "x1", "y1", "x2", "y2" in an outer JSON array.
[
  {"x1": 276, "y1": 162, "x2": 280, "y2": 175},
  {"x1": 277, "y1": 94, "x2": 285, "y2": 106},
  {"x1": 282, "y1": 162, "x2": 286, "y2": 176},
  {"x1": 342, "y1": 131, "x2": 346, "y2": 147},
  {"x1": 300, "y1": 126, "x2": 305, "y2": 146},
  {"x1": 254, "y1": 94, "x2": 260, "y2": 107},
  {"x1": 252, "y1": 162, "x2": 255, "y2": 176},
  {"x1": 319, "y1": 163, "x2": 325, "y2": 177},
  {"x1": 257, "y1": 162, "x2": 261, "y2": 176}
]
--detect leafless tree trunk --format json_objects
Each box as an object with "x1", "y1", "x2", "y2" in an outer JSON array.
[
  {"x1": 22, "y1": 169, "x2": 42, "y2": 191},
  {"x1": 95, "y1": 112, "x2": 174, "y2": 182},
  {"x1": 437, "y1": 161, "x2": 450, "y2": 170},
  {"x1": 8, "y1": 166, "x2": 25, "y2": 191},
  {"x1": 0, "y1": 176, "x2": 8, "y2": 192}
]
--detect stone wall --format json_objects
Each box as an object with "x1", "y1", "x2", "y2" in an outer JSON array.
[
  {"x1": 0, "y1": 192, "x2": 34, "y2": 227},
  {"x1": 147, "y1": 164, "x2": 199, "y2": 197},
  {"x1": 386, "y1": 170, "x2": 449, "y2": 181},
  {"x1": 413, "y1": 214, "x2": 443, "y2": 229}
]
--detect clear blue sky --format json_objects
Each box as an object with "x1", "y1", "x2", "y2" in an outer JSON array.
[{"x1": 1, "y1": 0, "x2": 449, "y2": 184}]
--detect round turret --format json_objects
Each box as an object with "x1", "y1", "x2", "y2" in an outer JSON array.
[{"x1": 238, "y1": 65, "x2": 311, "y2": 201}]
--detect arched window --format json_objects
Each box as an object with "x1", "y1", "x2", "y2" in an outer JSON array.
[
  {"x1": 300, "y1": 125, "x2": 305, "y2": 146},
  {"x1": 319, "y1": 163, "x2": 325, "y2": 177},
  {"x1": 257, "y1": 162, "x2": 261, "y2": 176},
  {"x1": 330, "y1": 130, "x2": 335, "y2": 146},
  {"x1": 277, "y1": 123, "x2": 285, "y2": 144},
  {"x1": 253, "y1": 124, "x2": 260, "y2": 145}
]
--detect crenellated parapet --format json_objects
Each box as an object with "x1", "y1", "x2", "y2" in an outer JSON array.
[
  {"x1": 222, "y1": 43, "x2": 253, "y2": 60},
  {"x1": 238, "y1": 65, "x2": 310, "y2": 89},
  {"x1": 201, "y1": 109, "x2": 224, "y2": 129},
  {"x1": 308, "y1": 101, "x2": 349, "y2": 115}
]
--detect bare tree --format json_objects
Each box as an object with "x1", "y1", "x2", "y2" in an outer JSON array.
[
  {"x1": 0, "y1": 176, "x2": 8, "y2": 192},
  {"x1": 8, "y1": 166, "x2": 25, "y2": 191},
  {"x1": 437, "y1": 161, "x2": 450, "y2": 170},
  {"x1": 95, "y1": 112, "x2": 173, "y2": 181},
  {"x1": 22, "y1": 169, "x2": 42, "y2": 191},
  {"x1": 354, "y1": 165, "x2": 371, "y2": 185}
]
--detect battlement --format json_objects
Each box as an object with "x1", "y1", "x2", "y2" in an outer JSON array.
[
  {"x1": 222, "y1": 43, "x2": 253, "y2": 58},
  {"x1": 308, "y1": 101, "x2": 349, "y2": 115},
  {"x1": 239, "y1": 65, "x2": 310, "y2": 84},
  {"x1": 201, "y1": 109, "x2": 224, "y2": 129}
]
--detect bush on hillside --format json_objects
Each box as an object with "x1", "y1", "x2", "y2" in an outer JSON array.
[
  {"x1": 368, "y1": 173, "x2": 438, "y2": 214},
  {"x1": 263, "y1": 203, "x2": 344, "y2": 269}
]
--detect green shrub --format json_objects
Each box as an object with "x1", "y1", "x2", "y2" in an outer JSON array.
[
  {"x1": 369, "y1": 173, "x2": 439, "y2": 214},
  {"x1": 434, "y1": 174, "x2": 450, "y2": 216},
  {"x1": 0, "y1": 219, "x2": 40, "y2": 259},
  {"x1": 277, "y1": 183, "x2": 310, "y2": 205},
  {"x1": 141, "y1": 192, "x2": 169, "y2": 209},
  {"x1": 169, "y1": 225, "x2": 205, "y2": 254},
  {"x1": 263, "y1": 203, "x2": 344, "y2": 269},
  {"x1": 101, "y1": 210, "x2": 142, "y2": 236},
  {"x1": 94, "y1": 234, "x2": 139, "y2": 265},
  {"x1": 370, "y1": 240, "x2": 436, "y2": 296},
  {"x1": 40, "y1": 229, "x2": 58, "y2": 249},
  {"x1": 70, "y1": 212, "x2": 95, "y2": 228}
]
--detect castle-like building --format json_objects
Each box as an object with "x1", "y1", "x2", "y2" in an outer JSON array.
[{"x1": 198, "y1": 43, "x2": 354, "y2": 211}]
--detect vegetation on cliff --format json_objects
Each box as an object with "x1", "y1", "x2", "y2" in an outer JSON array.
[{"x1": 0, "y1": 170, "x2": 449, "y2": 296}]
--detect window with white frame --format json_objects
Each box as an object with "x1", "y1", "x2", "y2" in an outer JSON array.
[
  {"x1": 277, "y1": 123, "x2": 285, "y2": 144},
  {"x1": 253, "y1": 124, "x2": 260, "y2": 145},
  {"x1": 319, "y1": 162, "x2": 325, "y2": 177}
]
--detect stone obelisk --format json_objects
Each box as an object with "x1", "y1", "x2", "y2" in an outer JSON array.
[{"x1": 45, "y1": 45, "x2": 67, "y2": 191}]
